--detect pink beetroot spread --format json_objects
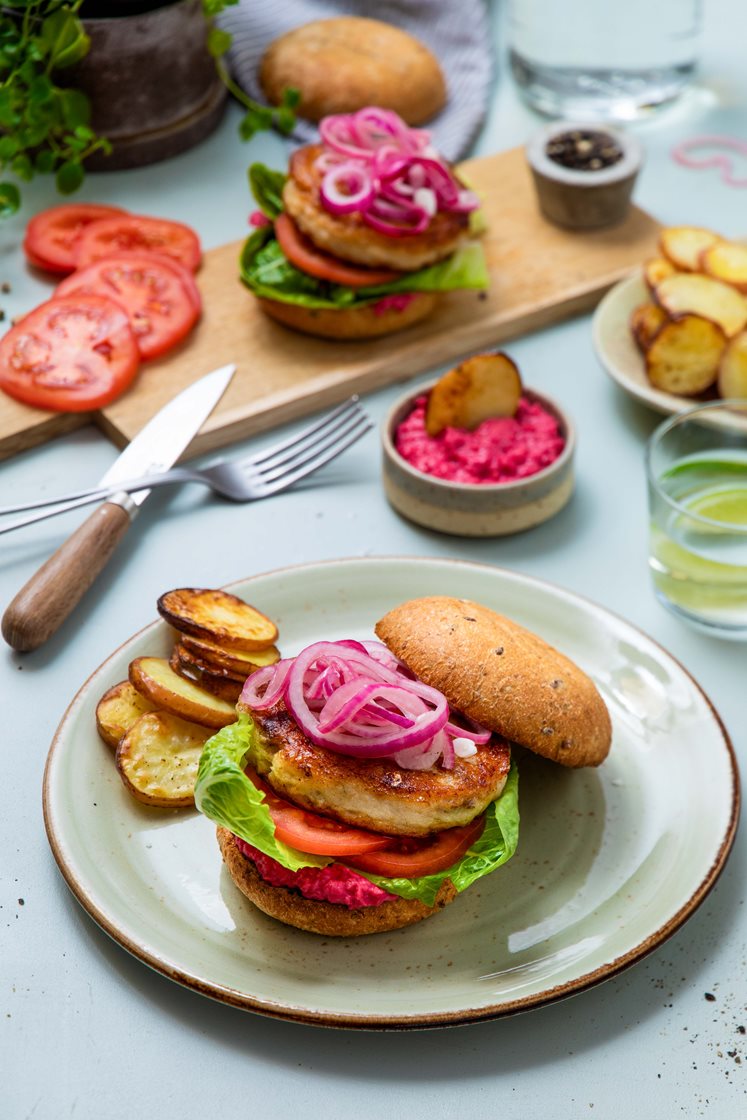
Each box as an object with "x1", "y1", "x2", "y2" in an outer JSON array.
[
  {"x1": 395, "y1": 394, "x2": 565, "y2": 484},
  {"x1": 234, "y1": 836, "x2": 398, "y2": 909}
]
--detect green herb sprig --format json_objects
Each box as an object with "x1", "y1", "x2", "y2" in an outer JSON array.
[
  {"x1": 202, "y1": 0, "x2": 300, "y2": 141},
  {"x1": 0, "y1": 0, "x2": 110, "y2": 217}
]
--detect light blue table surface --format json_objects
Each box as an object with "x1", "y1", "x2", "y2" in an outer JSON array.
[{"x1": 3, "y1": 2, "x2": 747, "y2": 1117}]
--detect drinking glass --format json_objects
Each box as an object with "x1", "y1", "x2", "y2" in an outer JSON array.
[
  {"x1": 646, "y1": 401, "x2": 747, "y2": 639},
  {"x1": 507, "y1": 0, "x2": 702, "y2": 121}
]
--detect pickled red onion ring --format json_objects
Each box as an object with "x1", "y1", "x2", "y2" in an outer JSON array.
[
  {"x1": 238, "y1": 639, "x2": 494, "y2": 770},
  {"x1": 313, "y1": 108, "x2": 479, "y2": 235}
]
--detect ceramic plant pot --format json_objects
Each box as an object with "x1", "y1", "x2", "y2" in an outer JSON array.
[{"x1": 70, "y1": 0, "x2": 227, "y2": 170}]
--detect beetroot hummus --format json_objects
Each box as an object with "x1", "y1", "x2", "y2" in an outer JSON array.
[
  {"x1": 395, "y1": 394, "x2": 565, "y2": 484},
  {"x1": 234, "y1": 836, "x2": 397, "y2": 909}
]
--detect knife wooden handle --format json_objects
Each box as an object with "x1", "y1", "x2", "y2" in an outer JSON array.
[{"x1": 2, "y1": 501, "x2": 132, "y2": 653}]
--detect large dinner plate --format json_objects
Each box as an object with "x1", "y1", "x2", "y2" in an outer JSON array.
[
  {"x1": 43, "y1": 557, "x2": 739, "y2": 1029},
  {"x1": 592, "y1": 273, "x2": 714, "y2": 416}
]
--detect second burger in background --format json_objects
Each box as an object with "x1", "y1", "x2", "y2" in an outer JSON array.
[{"x1": 241, "y1": 107, "x2": 488, "y2": 339}]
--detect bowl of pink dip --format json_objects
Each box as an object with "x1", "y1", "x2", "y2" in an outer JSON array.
[{"x1": 382, "y1": 380, "x2": 575, "y2": 536}]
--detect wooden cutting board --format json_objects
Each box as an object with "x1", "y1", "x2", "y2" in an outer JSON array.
[{"x1": 0, "y1": 146, "x2": 660, "y2": 461}]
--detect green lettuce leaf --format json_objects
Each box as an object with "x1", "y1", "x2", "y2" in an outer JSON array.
[
  {"x1": 248, "y1": 163, "x2": 287, "y2": 219},
  {"x1": 194, "y1": 716, "x2": 520, "y2": 907}
]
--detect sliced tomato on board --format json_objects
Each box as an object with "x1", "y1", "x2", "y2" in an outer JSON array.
[
  {"x1": 0, "y1": 294, "x2": 140, "y2": 412},
  {"x1": 246, "y1": 768, "x2": 394, "y2": 857},
  {"x1": 343, "y1": 814, "x2": 486, "y2": 878},
  {"x1": 274, "y1": 212, "x2": 401, "y2": 288},
  {"x1": 56, "y1": 253, "x2": 201, "y2": 360},
  {"x1": 23, "y1": 203, "x2": 129, "y2": 275},
  {"x1": 74, "y1": 215, "x2": 202, "y2": 273}
]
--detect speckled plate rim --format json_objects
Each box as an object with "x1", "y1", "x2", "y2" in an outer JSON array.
[
  {"x1": 592, "y1": 272, "x2": 708, "y2": 416},
  {"x1": 42, "y1": 557, "x2": 740, "y2": 1030}
]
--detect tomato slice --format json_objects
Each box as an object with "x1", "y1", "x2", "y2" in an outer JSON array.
[
  {"x1": 274, "y1": 212, "x2": 402, "y2": 288},
  {"x1": 343, "y1": 815, "x2": 486, "y2": 878},
  {"x1": 55, "y1": 253, "x2": 201, "y2": 360},
  {"x1": 246, "y1": 768, "x2": 394, "y2": 857},
  {"x1": 23, "y1": 203, "x2": 129, "y2": 275},
  {"x1": 74, "y1": 216, "x2": 202, "y2": 273},
  {"x1": 0, "y1": 294, "x2": 140, "y2": 412}
]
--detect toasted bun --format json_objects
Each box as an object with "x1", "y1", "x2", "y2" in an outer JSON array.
[
  {"x1": 217, "y1": 827, "x2": 457, "y2": 936},
  {"x1": 259, "y1": 18, "x2": 446, "y2": 126},
  {"x1": 375, "y1": 597, "x2": 612, "y2": 768},
  {"x1": 256, "y1": 292, "x2": 437, "y2": 340}
]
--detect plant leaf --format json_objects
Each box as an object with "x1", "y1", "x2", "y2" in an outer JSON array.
[
  {"x1": 0, "y1": 181, "x2": 20, "y2": 218},
  {"x1": 206, "y1": 27, "x2": 231, "y2": 59},
  {"x1": 40, "y1": 10, "x2": 90, "y2": 70},
  {"x1": 55, "y1": 158, "x2": 84, "y2": 195}
]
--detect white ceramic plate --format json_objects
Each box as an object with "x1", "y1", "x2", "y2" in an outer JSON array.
[
  {"x1": 593, "y1": 273, "x2": 717, "y2": 416},
  {"x1": 44, "y1": 557, "x2": 739, "y2": 1029}
]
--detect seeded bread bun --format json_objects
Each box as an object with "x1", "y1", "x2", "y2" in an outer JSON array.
[
  {"x1": 260, "y1": 18, "x2": 447, "y2": 126},
  {"x1": 256, "y1": 292, "x2": 437, "y2": 340},
  {"x1": 375, "y1": 596, "x2": 612, "y2": 768},
  {"x1": 217, "y1": 827, "x2": 457, "y2": 936}
]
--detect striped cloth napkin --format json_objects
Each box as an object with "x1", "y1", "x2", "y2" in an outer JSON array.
[{"x1": 217, "y1": 0, "x2": 494, "y2": 161}]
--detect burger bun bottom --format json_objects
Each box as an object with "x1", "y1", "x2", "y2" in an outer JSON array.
[
  {"x1": 217, "y1": 826, "x2": 457, "y2": 937},
  {"x1": 257, "y1": 292, "x2": 438, "y2": 340}
]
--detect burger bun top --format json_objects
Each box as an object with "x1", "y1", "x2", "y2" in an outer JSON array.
[{"x1": 375, "y1": 596, "x2": 612, "y2": 768}]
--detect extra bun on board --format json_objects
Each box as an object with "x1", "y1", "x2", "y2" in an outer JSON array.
[
  {"x1": 260, "y1": 18, "x2": 447, "y2": 126},
  {"x1": 375, "y1": 596, "x2": 612, "y2": 768},
  {"x1": 218, "y1": 827, "x2": 457, "y2": 936}
]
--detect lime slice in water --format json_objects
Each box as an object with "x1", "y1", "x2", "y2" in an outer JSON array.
[{"x1": 687, "y1": 487, "x2": 747, "y2": 526}]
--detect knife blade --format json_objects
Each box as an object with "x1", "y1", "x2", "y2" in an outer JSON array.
[{"x1": 2, "y1": 363, "x2": 236, "y2": 653}]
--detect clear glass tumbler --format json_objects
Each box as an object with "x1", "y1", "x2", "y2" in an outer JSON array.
[
  {"x1": 646, "y1": 401, "x2": 747, "y2": 639},
  {"x1": 507, "y1": 0, "x2": 702, "y2": 121}
]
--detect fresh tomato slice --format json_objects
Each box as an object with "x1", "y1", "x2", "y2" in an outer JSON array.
[
  {"x1": 246, "y1": 768, "x2": 394, "y2": 857},
  {"x1": 0, "y1": 294, "x2": 140, "y2": 412},
  {"x1": 74, "y1": 216, "x2": 202, "y2": 273},
  {"x1": 274, "y1": 212, "x2": 402, "y2": 288},
  {"x1": 23, "y1": 203, "x2": 129, "y2": 275},
  {"x1": 55, "y1": 253, "x2": 201, "y2": 360},
  {"x1": 343, "y1": 815, "x2": 486, "y2": 878}
]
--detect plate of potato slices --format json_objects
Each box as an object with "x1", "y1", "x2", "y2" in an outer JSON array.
[
  {"x1": 94, "y1": 588, "x2": 279, "y2": 809},
  {"x1": 593, "y1": 225, "x2": 747, "y2": 414}
]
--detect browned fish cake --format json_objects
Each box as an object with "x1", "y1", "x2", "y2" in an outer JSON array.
[
  {"x1": 241, "y1": 699, "x2": 511, "y2": 837},
  {"x1": 283, "y1": 144, "x2": 470, "y2": 271}
]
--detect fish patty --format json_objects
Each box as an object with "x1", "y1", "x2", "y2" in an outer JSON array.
[
  {"x1": 242, "y1": 700, "x2": 511, "y2": 837},
  {"x1": 283, "y1": 145, "x2": 470, "y2": 272}
]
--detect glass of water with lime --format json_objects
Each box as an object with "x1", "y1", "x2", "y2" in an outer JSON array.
[{"x1": 646, "y1": 401, "x2": 747, "y2": 638}]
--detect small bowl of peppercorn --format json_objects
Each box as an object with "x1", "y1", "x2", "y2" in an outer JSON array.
[{"x1": 526, "y1": 121, "x2": 643, "y2": 231}]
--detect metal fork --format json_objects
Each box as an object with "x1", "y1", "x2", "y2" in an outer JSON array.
[{"x1": 0, "y1": 397, "x2": 372, "y2": 535}]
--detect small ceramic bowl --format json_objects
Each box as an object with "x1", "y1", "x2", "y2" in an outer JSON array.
[
  {"x1": 526, "y1": 121, "x2": 643, "y2": 230},
  {"x1": 381, "y1": 381, "x2": 576, "y2": 537}
]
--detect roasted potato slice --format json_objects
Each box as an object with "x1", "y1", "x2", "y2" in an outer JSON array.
[
  {"x1": 659, "y1": 226, "x2": 721, "y2": 272},
  {"x1": 701, "y1": 242, "x2": 747, "y2": 294},
  {"x1": 718, "y1": 330, "x2": 747, "y2": 398},
  {"x1": 645, "y1": 314, "x2": 725, "y2": 396},
  {"x1": 169, "y1": 648, "x2": 245, "y2": 704},
  {"x1": 95, "y1": 681, "x2": 158, "y2": 751},
  {"x1": 129, "y1": 656, "x2": 237, "y2": 728},
  {"x1": 179, "y1": 634, "x2": 280, "y2": 676},
  {"x1": 116, "y1": 710, "x2": 212, "y2": 808},
  {"x1": 157, "y1": 588, "x2": 278, "y2": 652},
  {"x1": 425, "y1": 352, "x2": 522, "y2": 438},
  {"x1": 630, "y1": 302, "x2": 668, "y2": 352},
  {"x1": 643, "y1": 257, "x2": 678, "y2": 294},
  {"x1": 171, "y1": 641, "x2": 246, "y2": 682},
  {"x1": 654, "y1": 273, "x2": 747, "y2": 338}
]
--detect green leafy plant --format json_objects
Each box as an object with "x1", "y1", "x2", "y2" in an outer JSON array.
[
  {"x1": 202, "y1": 0, "x2": 299, "y2": 141},
  {"x1": 0, "y1": 0, "x2": 111, "y2": 217}
]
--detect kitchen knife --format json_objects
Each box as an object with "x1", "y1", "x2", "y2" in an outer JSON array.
[{"x1": 2, "y1": 363, "x2": 236, "y2": 653}]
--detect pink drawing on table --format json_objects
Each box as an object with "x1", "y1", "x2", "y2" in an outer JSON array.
[{"x1": 672, "y1": 135, "x2": 747, "y2": 188}]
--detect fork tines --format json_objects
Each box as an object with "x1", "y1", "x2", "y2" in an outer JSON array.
[{"x1": 248, "y1": 397, "x2": 371, "y2": 482}]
